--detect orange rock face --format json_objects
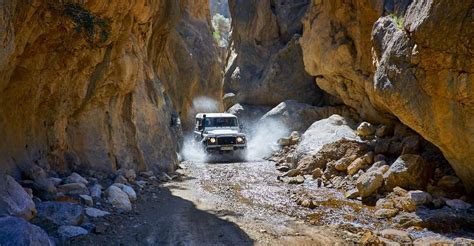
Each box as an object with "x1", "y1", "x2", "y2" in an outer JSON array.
[{"x1": 0, "y1": 1, "x2": 221, "y2": 174}]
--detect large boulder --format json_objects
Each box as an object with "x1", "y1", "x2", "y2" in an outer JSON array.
[
  {"x1": 296, "y1": 115, "x2": 361, "y2": 157},
  {"x1": 260, "y1": 100, "x2": 356, "y2": 132},
  {"x1": 36, "y1": 201, "x2": 85, "y2": 226},
  {"x1": 0, "y1": 216, "x2": 53, "y2": 245},
  {"x1": 356, "y1": 171, "x2": 384, "y2": 197},
  {"x1": 0, "y1": 175, "x2": 36, "y2": 220},
  {"x1": 384, "y1": 154, "x2": 432, "y2": 191},
  {"x1": 105, "y1": 185, "x2": 132, "y2": 211}
]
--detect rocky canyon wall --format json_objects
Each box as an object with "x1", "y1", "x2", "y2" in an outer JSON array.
[
  {"x1": 300, "y1": 0, "x2": 474, "y2": 192},
  {"x1": 223, "y1": 0, "x2": 326, "y2": 109},
  {"x1": 0, "y1": 1, "x2": 222, "y2": 176}
]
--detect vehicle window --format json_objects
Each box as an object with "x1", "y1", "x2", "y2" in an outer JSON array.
[{"x1": 203, "y1": 117, "x2": 237, "y2": 127}]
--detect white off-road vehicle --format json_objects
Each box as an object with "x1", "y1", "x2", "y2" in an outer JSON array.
[{"x1": 194, "y1": 113, "x2": 247, "y2": 157}]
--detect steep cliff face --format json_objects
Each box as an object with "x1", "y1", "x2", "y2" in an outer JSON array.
[
  {"x1": 224, "y1": 0, "x2": 325, "y2": 108},
  {"x1": 0, "y1": 1, "x2": 221, "y2": 175},
  {"x1": 301, "y1": 0, "x2": 474, "y2": 191},
  {"x1": 156, "y1": 0, "x2": 223, "y2": 128}
]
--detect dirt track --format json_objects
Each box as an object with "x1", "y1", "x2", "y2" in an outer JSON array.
[{"x1": 72, "y1": 160, "x2": 351, "y2": 245}]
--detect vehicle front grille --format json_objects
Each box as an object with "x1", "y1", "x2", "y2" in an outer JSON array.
[{"x1": 217, "y1": 136, "x2": 236, "y2": 145}]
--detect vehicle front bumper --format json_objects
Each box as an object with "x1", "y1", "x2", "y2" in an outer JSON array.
[{"x1": 205, "y1": 144, "x2": 247, "y2": 153}]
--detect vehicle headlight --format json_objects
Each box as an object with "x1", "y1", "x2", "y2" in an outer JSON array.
[
  {"x1": 236, "y1": 137, "x2": 244, "y2": 143},
  {"x1": 209, "y1": 137, "x2": 216, "y2": 144}
]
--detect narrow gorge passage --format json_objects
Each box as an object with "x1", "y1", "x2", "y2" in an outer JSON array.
[{"x1": 72, "y1": 160, "x2": 344, "y2": 245}]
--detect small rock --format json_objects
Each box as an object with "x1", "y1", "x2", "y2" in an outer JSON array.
[
  {"x1": 65, "y1": 172, "x2": 89, "y2": 185},
  {"x1": 401, "y1": 135, "x2": 420, "y2": 154},
  {"x1": 393, "y1": 186, "x2": 408, "y2": 197},
  {"x1": 445, "y1": 199, "x2": 471, "y2": 210},
  {"x1": 112, "y1": 183, "x2": 137, "y2": 202},
  {"x1": 374, "y1": 139, "x2": 390, "y2": 154},
  {"x1": 375, "y1": 208, "x2": 399, "y2": 218},
  {"x1": 81, "y1": 223, "x2": 96, "y2": 233},
  {"x1": 0, "y1": 175, "x2": 37, "y2": 220},
  {"x1": 288, "y1": 175, "x2": 305, "y2": 184},
  {"x1": 376, "y1": 198, "x2": 395, "y2": 209},
  {"x1": 345, "y1": 188, "x2": 359, "y2": 199},
  {"x1": 0, "y1": 216, "x2": 53, "y2": 245},
  {"x1": 432, "y1": 197, "x2": 446, "y2": 208},
  {"x1": 437, "y1": 175, "x2": 460, "y2": 189},
  {"x1": 123, "y1": 169, "x2": 137, "y2": 182},
  {"x1": 360, "y1": 231, "x2": 381, "y2": 244},
  {"x1": 383, "y1": 154, "x2": 431, "y2": 191},
  {"x1": 347, "y1": 157, "x2": 367, "y2": 175},
  {"x1": 140, "y1": 171, "x2": 154, "y2": 178},
  {"x1": 427, "y1": 184, "x2": 447, "y2": 197},
  {"x1": 357, "y1": 122, "x2": 376, "y2": 137},
  {"x1": 105, "y1": 186, "x2": 131, "y2": 211},
  {"x1": 136, "y1": 180, "x2": 147, "y2": 188},
  {"x1": 79, "y1": 195, "x2": 93, "y2": 206},
  {"x1": 379, "y1": 229, "x2": 412, "y2": 244},
  {"x1": 49, "y1": 177, "x2": 63, "y2": 187},
  {"x1": 375, "y1": 125, "x2": 392, "y2": 138},
  {"x1": 374, "y1": 154, "x2": 386, "y2": 162},
  {"x1": 301, "y1": 199, "x2": 317, "y2": 209},
  {"x1": 356, "y1": 171, "x2": 384, "y2": 197},
  {"x1": 393, "y1": 196, "x2": 417, "y2": 212},
  {"x1": 58, "y1": 182, "x2": 89, "y2": 196},
  {"x1": 36, "y1": 201, "x2": 85, "y2": 226},
  {"x1": 23, "y1": 187, "x2": 34, "y2": 198},
  {"x1": 312, "y1": 168, "x2": 323, "y2": 178},
  {"x1": 407, "y1": 190, "x2": 432, "y2": 205},
  {"x1": 363, "y1": 151, "x2": 374, "y2": 165},
  {"x1": 114, "y1": 175, "x2": 128, "y2": 184},
  {"x1": 276, "y1": 165, "x2": 290, "y2": 172},
  {"x1": 278, "y1": 137, "x2": 291, "y2": 146},
  {"x1": 85, "y1": 207, "x2": 110, "y2": 218},
  {"x1": 89, "y1": 184, "x2": 102, "y2": 200},
  {"x1": 334, "y1": 155, "x2": 357, "y2": 171},
  {"x1": 283, "y1": 169, "x2": 300, "y2": 177},
  {"x1": 57, "y1": 225, "x2": 88, "y2": 240}
]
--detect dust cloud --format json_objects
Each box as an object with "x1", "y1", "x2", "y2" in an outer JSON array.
[{"x1": 245, "y1": 118, "x2": 289, "y2": 161}]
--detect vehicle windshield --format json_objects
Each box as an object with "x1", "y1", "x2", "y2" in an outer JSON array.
[{"x1": 203, "y1": 117, "x2": 238, "y2": 127}]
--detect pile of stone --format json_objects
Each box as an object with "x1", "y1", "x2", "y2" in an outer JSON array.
[
  {"x1": 0, "y1": 166, "x2": 168, "y2": 244},
  {"x1": 272, "y1": 115, "x2": 472, "y2": 221}
]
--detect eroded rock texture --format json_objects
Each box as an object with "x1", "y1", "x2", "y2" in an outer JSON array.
[
  {"x1": 224, "y1": 0, "x2": 325, "y2": 108},
  {"x1": 0, "y1": 1, "x2": 221, "y2": 175},
  {"x1": 156, "y1": 0, "x2": 223, "y2": 127},
  {"x1": 301, "y1": 0, "x2": 474, "y2": 191}
]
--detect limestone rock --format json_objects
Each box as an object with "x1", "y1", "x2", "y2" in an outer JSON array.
[
  {"x1": 79, "y1": 195, "x2": 93, "y2": 207},
  {"x1": 437, "y1": 175, "x2": 461, "y2": 189},
  {"x1": 356, "y1": 122, "x2": 376, "y2": 137},
  {"x1": 347, "y1": 157, "x2": 368, "y2": 176},
  {"x1": 36, "y1": 201, "x2": 85, "y2": 226},
  {"x1": 0, "y1": 175, "x2": 37, "y2": 220},
  {"x1": 0, "y1": 216, "x2": 53, "y2": 245},
  {"x1": 445, "y1": 199, "x2": 472, "y2": 210},
  {"x1": 85, "y1": 207, "x2": 110, "y2": 218},
  {"x1": 334, "y1": 155, "x2": 357, "y2": 172},
  {"x1": 261, "y1": 100, "x2": 356, "y2": 132},
  {"x1": 112, "y1": 183, "x2": 137, "y2": 202},
  {"x1": 105, "y1": 185, "x2": 131, "y2": 211},
  {"x1": 57, "y1": 225, "x2": 88, "y2": 240},
  {"x1": 300, "y1": 0, "x2": 474, "y2": 192},
  {"x1": 58, "y1": 183, "x2": 89, "y2": 196},
  {"x1": 225, "y1": 0, "x2": 323, "y2": 107},
  {"x1": 356, "y1": 171, "x2": 384, "y2": 197},
  {"x1": 64, "y1": 173, "x2": 89, "y2": 185},
  {"x1": 375, "y1": 208, "x2": 399, "y2": 219},
  {"x1": 407, "y1": 190, "x2": 432, "y2": 206},
  {"x1": 378, "y1": 229, "x2": 412, "y2": 244},
  {"x1": 296, "y1": 115, "x2": 361, "y2": 157},
  {"x1": 0, "y1": 0, "x2": 223, "y2": 176},
  {"x1": 384, "y1": 154, "x2": 432, "y2": 191},
  {"x1": 312, "y1": 168, "x2": 323, "y2": 179},
  {"x1": 89, "y1": 184, "x2": 102, "y2": 200}
]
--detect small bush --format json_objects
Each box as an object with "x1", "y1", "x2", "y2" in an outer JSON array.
[
  {"x1": 389, "y1": 13, "x2": 404, "y2": 29},
  {"x1": 64, "y1": 4, "x2": 111, "y2": 47}
]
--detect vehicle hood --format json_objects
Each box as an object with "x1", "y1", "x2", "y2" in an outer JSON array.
[{"x1": 205, "y1": 129, "x2": 243, "y2": 136}]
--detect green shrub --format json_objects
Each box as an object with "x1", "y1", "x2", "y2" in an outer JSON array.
[
  {"x1": 389, "y1": 13, "x2": 404, "y2": 29},
  {"x1": 64, "y1": 4, "x2": 111, "y2": 47}
]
